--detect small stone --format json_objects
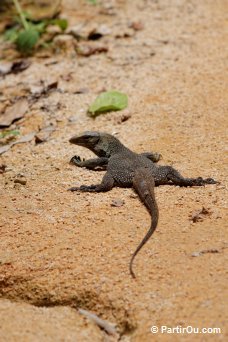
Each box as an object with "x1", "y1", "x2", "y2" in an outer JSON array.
[
  {"x1": 53, "y1": 34, "x2": 77, "y2": 51},
  {"x1": 111, "y1": 199, "x2": 125, "y2": 207},
  {"x1": 77, "y1": 43, "x2": 108, "y2": 57},
  {"x1": 191, "y1": 251, "x2": 202, "y2": 257},
  {"x1": 129, "y1": 194, "x2": 138, "y2": 199},
  {"x1": 129, "y1": 21, "x2": 144, "y2": 31},
  {"x1": 116, "y1": 114, "x2": 131, "y2": 124},
  {"x1": 190, "y1": 207, "x2": 210, "y2": 222},
  {"x1": 14, "y1": 174, "x2": 27, "y2": 185}
]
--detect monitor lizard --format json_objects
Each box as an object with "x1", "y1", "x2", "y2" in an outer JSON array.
[{"x1": 68, "y1": 131, "x2": 217, "y2": 278}]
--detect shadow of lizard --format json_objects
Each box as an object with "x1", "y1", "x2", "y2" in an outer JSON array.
[{"x1": 68, "y1": 131, "x2": 217, "y2": 278}]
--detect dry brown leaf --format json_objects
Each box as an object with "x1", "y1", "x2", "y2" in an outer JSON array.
[
  {"x1": 35, "y1": 126, "x2": 56, "y2": 144},
  {"x1": 77, "y1": 44, "x2": 108, "y2": 57},
  {"x1": 15, "y1": 132, "x2": 36, "y2": 144},
  {"x1": 0, "y1": 132, "x2": 36, "y2": 155},
  {"x1": 0, "y1": 62, "x2": 12, "y2": 76},
  {"x1": 29, "y1": 81, "x2": 58, "y2": 100},
  {"x1": 0, "y1": 98, "x2": 29, "y2": 127},
  {"x1": 0, "y1": 60, "x2": 31, "y2": 76},
  {"x1": 0, "y1": 145, "x2": 11, "y2": 155}
]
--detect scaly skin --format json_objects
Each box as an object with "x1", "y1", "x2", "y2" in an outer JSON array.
[{"x1": 68, "y1": 131, "x2": 217, "y2": 278}]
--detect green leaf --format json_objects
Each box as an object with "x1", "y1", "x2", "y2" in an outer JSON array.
[
  {"x1": 16, "y1": 28, "x2": 40, "y2": 53},
  {"x1": 30, "y1": 21, "x2": 47, "y2": 34},
  {"x1": 4, "y1": 26, "x2": 20, "y2": 42},
  {"x1": 50, "y1": 18, "x2": 68, "y2": 31},
  {"x1": 87, "y1": 0, "x2": 98, "y2": 4},
  {"x1": 88, "y1": 91, "x2": 128, "y2": 116},
  {"x1": 0, "y1": 130, "x2": 20, "y2": 139}
]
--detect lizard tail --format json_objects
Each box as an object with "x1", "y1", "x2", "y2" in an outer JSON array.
[{"x1": 130, "y1": 167, "x2": 159, "y2": 278}]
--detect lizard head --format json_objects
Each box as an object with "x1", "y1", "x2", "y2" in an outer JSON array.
[{"x1": 69, "y1": 131, "x2": 119, "y2": 157}]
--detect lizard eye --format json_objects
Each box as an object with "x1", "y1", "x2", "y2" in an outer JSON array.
[
  {"x1": 90, "y1": 136, "x2": 100, "y2": 144},
  {"x1": 83, "y1": 131, "x2": 100, "y2": 143}
]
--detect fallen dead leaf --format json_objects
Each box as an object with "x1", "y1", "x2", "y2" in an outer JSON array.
[
  {"x1": 0, "y1": 63, "x2": 12, "y2": 76},
  {"x1": 0, "y1": 98, "x2": 29, "y2": 127},
  {"x1": 29, "y1": 81, "x2": 58, "y2": 101},
  {"x1": 0, "y1": 132, "x2": 36, "y2": 155},
  {"x1": 9, "y1": 60, "x2": 31, "y2": 74},
  {"x1": 35, "y1": 126, "x2": 56, "y2": 144},
  {"x1": 16, "y1": 132, "x2": 36, "y2": 144},
  {"x1": 77, "y1": 44, "x2": 108, "y2": 57},
  {"x1": 0, "y1": 145, "x2": 11, "y2": 155},
  {"x1": 87, "y1": 24, "x2": 111, "y2": 40},
  {"x1": 0, "y1": 60, "x2": 31, "y2": 76},
  {"x1": 69, "y1": 23, "x2": 111, "y2": 41}
]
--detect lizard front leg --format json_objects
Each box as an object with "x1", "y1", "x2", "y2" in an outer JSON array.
[
  {"x1": 70, "y1": 156, "x2": 109, "y2": 170},
  {"x1": 140, "y1": 152, "x2": 162, "y2": 163},
  {"x1": 69, "y1": 172, "x2": 115, "y2": 192},
  {"x1": 155, "y1": 166, "x2": 217, "y2": 186}
]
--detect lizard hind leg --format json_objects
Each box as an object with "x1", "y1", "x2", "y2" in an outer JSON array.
[{"x1": 157, "y1": 166, "x2": 217, "y2": 187}]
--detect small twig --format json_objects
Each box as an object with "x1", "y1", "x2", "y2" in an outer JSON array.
[{"x1": 78, "y1": 308, "x2": 118, "y2": 336}]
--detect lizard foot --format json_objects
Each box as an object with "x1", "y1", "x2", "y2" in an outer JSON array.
[
  {"x1": 68, "y1": 184, "x2": 97, "y2": 192},
  {"x1": 203, "y1": 178, "x2": 218, "y2": 184},
  {"x1": 152, "y1": 152, "x2": 162, "y2": 162},
  {"x1": 191, "y1": 177, "x2": 218, "y2": 186},
  {"x1": 70, "y1": 155, "x2": 85, "y2": 166},
  {"x1": 68, "y1": 186, "x2": 80, "y2": 191}
]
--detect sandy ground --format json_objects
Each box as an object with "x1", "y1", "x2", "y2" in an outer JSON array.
[{"x1": 0, "y1": 0, "x2": 227, "y2": 341}]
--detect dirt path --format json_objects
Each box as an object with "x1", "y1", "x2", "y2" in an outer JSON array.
[{"x1": 0, "y1": 0, "x2": 227, "y2": 341}]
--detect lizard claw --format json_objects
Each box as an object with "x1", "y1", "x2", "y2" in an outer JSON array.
[
  {"x1": 204, "y1": 178, "x2": 218, "y2": 184},
  {"x1": 192, "y1": 177, "x2": 218, "y2": 186},
  {"x1": 79, "y1": 185, "x2": 97, "y2": 192},
  {"x1": 68, "y1": 184, "x2": 97, "y2": 192},
  {"x1": 153, "y1": 153, "x2": 162, "y2": 162},
  {"x1": 70, "y1": 155, "x2": 82, "y2": 166},
  {"x1": 68, "y1": 186, "x2": 80, "y2": 191}
]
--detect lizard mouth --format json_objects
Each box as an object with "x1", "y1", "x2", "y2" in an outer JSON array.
[
  {"x1": 69, "y1": 135, "x2": 85, "y2": 145},
  {"x1": 69, "y1": 131, "x2": 100, "y2": 147}
]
